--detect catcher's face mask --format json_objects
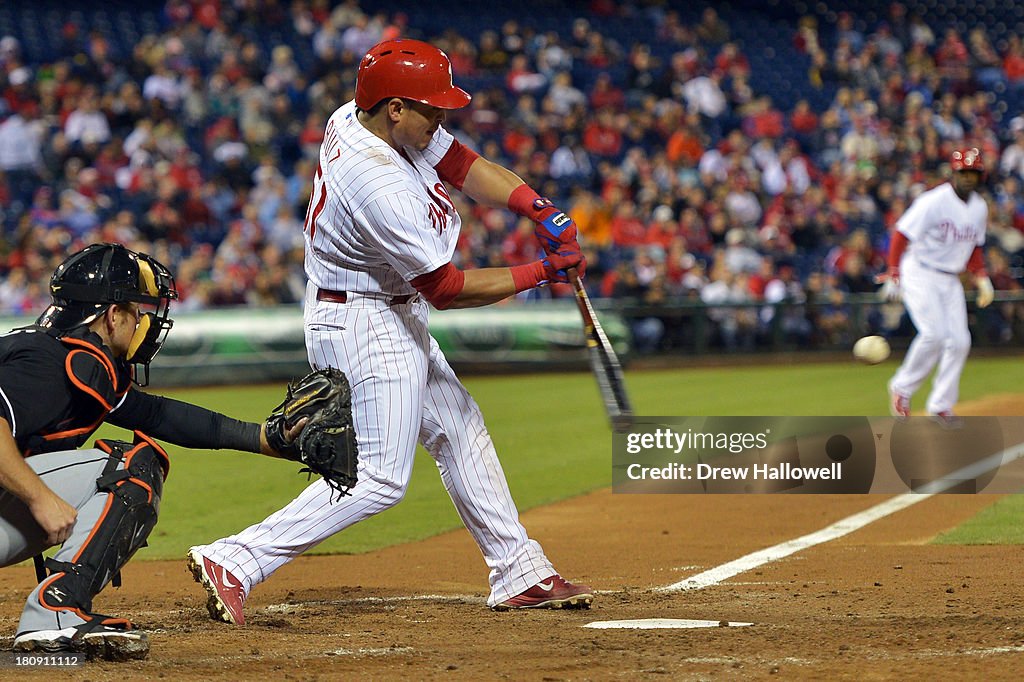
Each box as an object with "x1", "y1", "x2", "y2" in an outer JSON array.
[
  {"x1": 39, "y1": 243, "x2": 178, "y2": 386},
  {"x1": 123, "y1": 253, "x2": 177, "y2": 385}
]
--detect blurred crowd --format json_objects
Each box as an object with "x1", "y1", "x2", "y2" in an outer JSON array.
[{"x1": 1, "y1": 0, "x2": 1023, "y2": 352}]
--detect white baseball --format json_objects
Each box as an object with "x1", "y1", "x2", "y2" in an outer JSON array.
[{"x1": 852, "y1": 335, "x2": 891, "y2": 364}]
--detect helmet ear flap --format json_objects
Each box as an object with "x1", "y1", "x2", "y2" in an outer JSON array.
[
  {"x1": 137, "y1": 259, "x2": 158, "y2": 297},
  {"x1": 126, "y1": 313, "x2": 152, "y2": 361}
]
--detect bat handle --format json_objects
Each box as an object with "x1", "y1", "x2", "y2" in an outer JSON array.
[{"x1": 567, "y1": 267, "x2": 583, "y2": 290}]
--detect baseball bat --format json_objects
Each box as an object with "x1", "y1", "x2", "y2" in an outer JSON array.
[{"x1": 568, "y1": 268, "x2": 634, "y2": 432}]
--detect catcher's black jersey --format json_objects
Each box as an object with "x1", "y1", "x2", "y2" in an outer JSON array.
[
  {"x1": 0, "y1": 327, "x2": 132, "y2": 455},
  {"x1": 0, "y1": 327, "x2": 261, "y2": 457}
]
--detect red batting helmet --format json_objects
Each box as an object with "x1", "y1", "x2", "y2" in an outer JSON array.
[
  {"x1": 950, "y1": 147, "x2": 984, "y2": 173},
  {"x1": 355, "y1": 39, "x2": 471, "y2": 111}
]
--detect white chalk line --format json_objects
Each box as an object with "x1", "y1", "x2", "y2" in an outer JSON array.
[
  {"x1": 658, "y1": 442, "x2": 1024, "y2": 593},
  {"x1": 261, "y1": 588, "x2": 623, "y2": 614},
  {"x1": 326, "y1": 646, "x2": 415, "y2": 657},
  {"x1": 262, "y1": 594, "x2": 486, "y2": 613},
  {"x1": 585, "y1": 618, "x2": 752, "y2": 630},
  {"x1": 957, "y1": 645, "x2": 1024, "y2": 657}
]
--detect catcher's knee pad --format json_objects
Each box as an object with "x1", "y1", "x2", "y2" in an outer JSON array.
[{"x1": 38, "y1": 433, "x2": 168, "y2": 617}]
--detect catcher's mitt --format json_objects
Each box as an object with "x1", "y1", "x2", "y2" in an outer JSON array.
[{"x1": 266, "y1": 367, "x2": 358, "y2": 498}]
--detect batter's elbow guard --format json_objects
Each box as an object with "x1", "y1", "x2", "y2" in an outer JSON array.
[{"x1": 37, "y1": 433, "x2": 167, "y2": 619}]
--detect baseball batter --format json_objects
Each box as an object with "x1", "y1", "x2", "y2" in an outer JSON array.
[
  {"x1": 0, "y1": 244, "x2": 299, "y2": 660},
  {"x1": 883, "y1": 148, "x2": 994, "y2": 422},
  {"x1": 188, "y1": 39, "x2": 592, "y2": 623}
]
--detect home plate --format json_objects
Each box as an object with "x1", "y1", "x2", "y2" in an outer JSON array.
[{"x1": 584, "y1": 618, "x2": 753, "y2": 630}]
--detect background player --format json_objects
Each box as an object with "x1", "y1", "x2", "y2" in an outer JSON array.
[
  {"x1": 0, "y1": 243, "x2": 301, "y2": 660},
  {"x1": 188, "y1": 38, "x2": 593, "y2": 623},
  {"x1": 882, "y1": 148, "x2": 995, "y2": 423}
]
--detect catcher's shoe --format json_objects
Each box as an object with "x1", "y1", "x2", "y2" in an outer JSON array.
[
  {"x1": 492, "y1": 574, "x2": 594, "y2": 611},
  {"x1": 889, "y1": 389, "x2": 910, "y2": 420},
  {"x1": 13, "y1": 619, "x2": 149, "y2": 661},
  {"x1": 187, "y1": 548, "x2": 247, "y2": 625}
]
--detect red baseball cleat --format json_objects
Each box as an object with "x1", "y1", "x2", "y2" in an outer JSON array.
[
  {"x1": 928, "y1": 411, "x2": 964, "y2": 430},
  {"x1": 492, "y1": 574, "x2": 594, "y2": 611},
  {"x1": 187, "y1": 548, "x2": 247, "y2": 625},
  {"x1": 889, "y1": 389, "x2": 910, "y2": 420}
]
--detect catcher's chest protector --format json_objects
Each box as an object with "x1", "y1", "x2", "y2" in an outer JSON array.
[{"x1": 24, "y1": 329, "x2": 131, "y2": 456}]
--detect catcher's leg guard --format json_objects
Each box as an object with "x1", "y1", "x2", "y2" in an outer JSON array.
[{"x1": 35, "y1": 433, "x2": 168, "y2": 623}]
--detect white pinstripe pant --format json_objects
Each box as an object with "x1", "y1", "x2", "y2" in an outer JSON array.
[
  {"x1": 889, "y1": 257, "x2": 972, "y2": 414},
  {"x1": 195, "y1": 293, "x2": 555, "y2": 606}
]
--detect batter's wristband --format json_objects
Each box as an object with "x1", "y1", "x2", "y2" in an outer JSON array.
[
  {"x1": 511, "y1": 261, "x2": 547, "y2": 292},
  {"x1": 508, "y1": 184, "x2": 549, "y2": 220}
]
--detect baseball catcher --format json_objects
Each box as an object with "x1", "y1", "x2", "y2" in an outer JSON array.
[
  {"x1": 0, "y1": 243, "x2": 309, "y2": 660},
  {"x1": 264, "y1": 368, "x2": 359, "y2": 498}
]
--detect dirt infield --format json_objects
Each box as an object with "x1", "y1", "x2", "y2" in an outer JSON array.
[{"x1": 4, "y1": 396, "x2": 1024, "y2": 680}]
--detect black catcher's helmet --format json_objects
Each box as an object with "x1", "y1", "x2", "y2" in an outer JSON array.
[{"x1": 36, "y1": 243, "x2": 178, "y2": 384}]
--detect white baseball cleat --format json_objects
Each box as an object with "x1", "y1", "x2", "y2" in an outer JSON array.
[{"x1": 14, "y1": 621, "x2": 149, "y2": 661}]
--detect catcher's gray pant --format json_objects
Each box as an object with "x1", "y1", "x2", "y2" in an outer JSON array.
[
  {"x1": 0, "y1": 448, "x2": 119, "y2": 634},
  {"x1": 196, "y1": 292, "x2": 557, "y2": 606}
]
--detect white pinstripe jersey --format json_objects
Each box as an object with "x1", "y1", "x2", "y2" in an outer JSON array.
[
  {"x1": 896, "y1": 183, "x2": 987, "y2": 273},
  {"x1": 303, "y1": 100, "x2": 461, "y2": 295}
]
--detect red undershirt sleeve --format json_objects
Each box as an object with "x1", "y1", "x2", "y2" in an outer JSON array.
[
  {"x1": 411, "y1": 261, "x2": 548, "y2": 309},
  {"x1": 433, "y1": 139, "x2": 480, "y2": 191},
  {"x1": 888, "y1": 231, "x2": 909, "y2": 270},
  {"x1": 966, "y1": 246, "x2": 987, "y2": 276},
  {"x1": 411, "y1": 262, "x2": 466, "y2": 310}
]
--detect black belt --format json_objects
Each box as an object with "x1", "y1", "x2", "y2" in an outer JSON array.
[{"x1": 316, "y1": 288, "x2": 417, "y2": 306}]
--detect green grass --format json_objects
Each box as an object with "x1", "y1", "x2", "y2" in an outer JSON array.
[
  {"x1": 112, "y1": 375, "x2": 614, "y2": 560},
  {"x1": 933, "y1": 495, "x2": 1024, "y2": 544},
  {"x1": 92, "y1": 353, "x2": 1024, "y2": 559}
]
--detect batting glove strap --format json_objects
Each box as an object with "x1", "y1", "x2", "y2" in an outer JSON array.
[{"x1": 534, "y1": 208, "x2": 578, "y2": 252}]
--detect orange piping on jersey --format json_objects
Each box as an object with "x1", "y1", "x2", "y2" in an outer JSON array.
[
  {"x1": 65, "y1": 351, "x2": 114, "y2": 410},
  {"x1": 40, "y1": 414, "x2": 106, "y2": 443},
  {"x1": 60, "y1": 337, "x2": 120, "y2": 391}
]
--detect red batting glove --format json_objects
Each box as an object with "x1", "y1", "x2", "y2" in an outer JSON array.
[
  {"x1": 531, "y1": 199, "x2": 579, "y2": 255},
  {"x1": 508, "y1": 185, "x2": 580, "y2": 255},
  {"x1": 542, "y1": 245, "x2": 587, "y2": 284}
]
